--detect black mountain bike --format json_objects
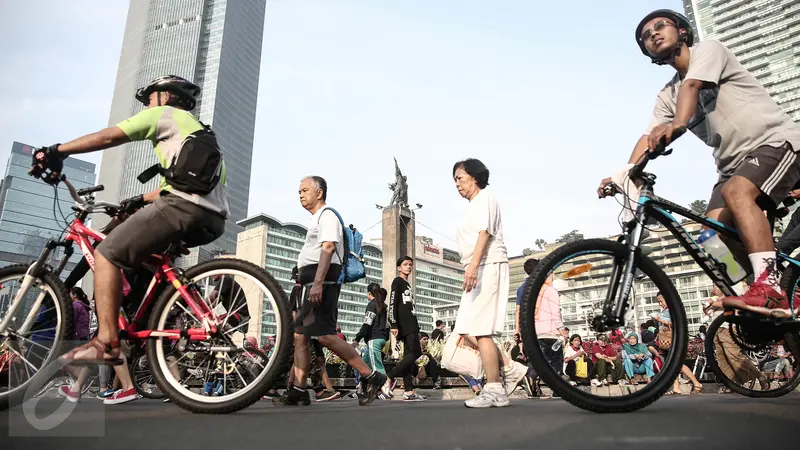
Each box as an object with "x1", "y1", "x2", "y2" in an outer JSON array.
[{"x1": 520, "y1": 132, "x2": 800, "y2": 413}]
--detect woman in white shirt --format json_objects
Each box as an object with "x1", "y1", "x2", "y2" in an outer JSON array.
[{"x1": 452, "y1": 158, "x2": 527, "y2": 408}]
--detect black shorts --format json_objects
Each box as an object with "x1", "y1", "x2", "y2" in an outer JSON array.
[
  {"x1": 707, "y1": 143, "x2": 800, "y2": 212},
  {"x1": 312, "y1": 340, "x2": 325, "y2": 358},
  {"x1": 294, "y1": 264, "x2": 342, "y2": 338},
  {"x1": 96, "y1": 194, "x2": 225, "y2": 271}
]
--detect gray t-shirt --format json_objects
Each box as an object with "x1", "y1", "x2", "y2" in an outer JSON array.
[{"x1": 645, "y1": 40, "x2": 800, "y2": 178}]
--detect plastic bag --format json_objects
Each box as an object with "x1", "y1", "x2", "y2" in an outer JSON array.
[{"x1": 440, "y1": 333, "x2": 484, "y2": 379}]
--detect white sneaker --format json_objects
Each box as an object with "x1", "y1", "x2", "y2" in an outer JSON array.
[
  {"x1": 502, "y1": 361, "x2": 528, "y2": 395},
  {"x1": 464, "y1": 386, "x2": 510, "y2": 408},
  {"x1": 590, "y1": 379, "x2": 601, "y2": 387},
  {"x1": 381, "y1": 379, "x2": 394, "y2": 398}
]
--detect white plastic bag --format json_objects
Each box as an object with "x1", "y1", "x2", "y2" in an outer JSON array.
[{"x1": 440, "y1": 333, "x2": 484, "y2": 379}]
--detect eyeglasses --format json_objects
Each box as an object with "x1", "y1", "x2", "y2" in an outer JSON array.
[{"x1": 640, "y1": 19, "x2": 675, "y2": 42}]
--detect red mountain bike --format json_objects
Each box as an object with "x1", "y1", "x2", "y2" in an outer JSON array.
[{"x1": 0, "y1": 176, "x2": 291, "y2": 413}]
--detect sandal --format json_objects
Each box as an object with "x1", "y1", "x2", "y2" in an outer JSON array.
[
  {"x1": 664, "y1": 390, "x2": 681, "y2": 396},
  {"x1": 691, "y1": 384, "x2": 703, "y2": 395},
  {"x1": 60, "y1": 338, "x2": 123, "y2": 366}
]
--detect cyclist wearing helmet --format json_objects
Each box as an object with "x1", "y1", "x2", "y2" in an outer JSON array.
[
  {"x1": 30, "y1": 75, "x2": 228, "y2": 365},
  {"x1": 598, "y1": 10, "x2": 800, "y2": 318}
]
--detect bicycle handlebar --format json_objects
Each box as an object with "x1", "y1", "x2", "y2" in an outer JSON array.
[
  {"x1": 62, "y1": 177, "x2": 83, "y2": 204},
  {"x1": 61, "y1": 177, "x2": 122, "y2": 212},
  {"x1": 77, "y1": 185, "x2": 104, "y2": 196},
  {"x1": 629, "y1": 126, "x2": 688, "y2": 180}
]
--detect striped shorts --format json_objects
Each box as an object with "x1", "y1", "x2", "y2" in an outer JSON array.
[{"x1": 707, "y1": 143, "x2": 800, "y2": 211}]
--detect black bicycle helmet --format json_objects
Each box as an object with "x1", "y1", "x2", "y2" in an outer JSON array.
[
  {"x1": 635, "y1": 9, "x2": 695, "y2": 65},
  {"x1": 135, "y1": 75, "x2": 201, "y2": 110}
]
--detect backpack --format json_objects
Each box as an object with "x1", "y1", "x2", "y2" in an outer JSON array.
[
  {"x1": 137, "y1": 123, "x2": 222, "y2": 195},
  {"x1": 319, "y1": 207, "x2": 366, "y2": 284}
]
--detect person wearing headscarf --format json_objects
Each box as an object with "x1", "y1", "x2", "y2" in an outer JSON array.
[{"x1": 622, "y1": 332, "x2": 654, "y2": 383}]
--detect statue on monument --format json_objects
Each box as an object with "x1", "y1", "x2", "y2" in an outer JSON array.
[{"x1": 388, "y1": 157, "x2": 409, "y2": 208}]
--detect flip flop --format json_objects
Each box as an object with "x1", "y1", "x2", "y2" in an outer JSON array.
[{"x1": 60, "y1": 338, "x2": 123, "y2": 366}]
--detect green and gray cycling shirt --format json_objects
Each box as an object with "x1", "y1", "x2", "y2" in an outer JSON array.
[{"x1": 116, "y1": 106, "x2": 230, "y2": 218}]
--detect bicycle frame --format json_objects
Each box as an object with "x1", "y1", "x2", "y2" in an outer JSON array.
[
  {"x1": 0, "y1": 210, "x2": 219, "y2": 343},
  {"x1": 605, "y1": 176, "x2": 798, "y2": 326}
]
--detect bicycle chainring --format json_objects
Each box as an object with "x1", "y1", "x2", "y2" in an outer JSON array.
[{"x1": 728, "y1": 319, "x2": 780, "y2": 352}]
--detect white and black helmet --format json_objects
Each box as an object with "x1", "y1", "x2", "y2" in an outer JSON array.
[
  {"x1": 635, "y1": 9, "x2": 695, "y2": 65},
  {"x1": 135, "y1": 75, "x2": 201, "y2": 110}
]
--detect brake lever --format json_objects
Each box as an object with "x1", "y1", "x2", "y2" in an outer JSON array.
[{"x1": 602, "y1": 184, "x2": 618, "y2": 196}]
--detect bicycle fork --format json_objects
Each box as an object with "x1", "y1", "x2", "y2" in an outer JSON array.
[{"x1": 598, "y1": 208, "x2": 649, "y2": 331}]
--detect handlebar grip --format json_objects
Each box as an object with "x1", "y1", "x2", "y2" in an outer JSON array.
[
  {"x1": 76, "y1": 185, "x2": 104, "y2": 196},
  {"x1": 651, "y1": 126, "x2": 687, "y2": 155}
]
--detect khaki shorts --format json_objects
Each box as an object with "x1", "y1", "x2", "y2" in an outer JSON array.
[
  {"x1": 96, "y1": 193, "x2": 225, "y2": 270},
  {"x1": 707, "y1": 143, "x2": 800, "y2": 212}
]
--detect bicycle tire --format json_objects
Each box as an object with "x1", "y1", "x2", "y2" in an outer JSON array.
[
  {"x1": 705, "y1": 264, "x2": 800, "y2": 398},
  {"x1": 130, "y1": 355, "x2": 165, "y2": 400},
  {"x1": 145, "y1": 258, "x2": 292, "y2": 414},
  {"x1": 520, "y1": 239, "x2": 688, "y2": 413},
  {"x1": 0, "y1": 264, "x2": 73, "y2": 411}
]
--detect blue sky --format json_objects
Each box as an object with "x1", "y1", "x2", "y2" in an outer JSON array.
[{"x1": 0, "y1": 0, "x2": 717, "y2": 255}]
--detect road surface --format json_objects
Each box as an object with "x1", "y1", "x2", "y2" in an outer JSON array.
[{"x1": 2, "y1": 393, "x2": 797, "y2": 449}]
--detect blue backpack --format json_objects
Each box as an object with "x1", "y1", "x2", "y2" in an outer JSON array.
[{"x1": 319, "y1": 208, "x2": 366, "y2": 284}]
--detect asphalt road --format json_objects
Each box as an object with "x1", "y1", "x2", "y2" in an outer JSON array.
[{"x1": 2, "y1": 393, "x2": 798, "y2": 450}]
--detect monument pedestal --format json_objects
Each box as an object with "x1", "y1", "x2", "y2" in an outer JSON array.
[{"x1": 381, "y1": 205, "x2": 416, "y2": 291}]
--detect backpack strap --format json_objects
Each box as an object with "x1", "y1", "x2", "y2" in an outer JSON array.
[
  {"x1": 317, "y1": 207, "x2": 348, "y2": 281},
  {"x1": 137, "y1": 163, "x2": 164, "y2": 184}
]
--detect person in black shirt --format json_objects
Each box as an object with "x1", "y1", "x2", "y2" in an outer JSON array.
[
  {"x1": 387, "y1": 256, "x2": 425, "y2": 402},
  {"x1": 431, "y1": 320, "x2": 446, "y2": 343}
]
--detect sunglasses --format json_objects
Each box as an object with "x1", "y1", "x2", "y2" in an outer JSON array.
[{"x1": 640, "y1": 19, "x2": 675, "y2": 42}]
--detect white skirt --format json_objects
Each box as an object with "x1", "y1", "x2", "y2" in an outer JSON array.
[{"x1": 453, "y1": 262, "x2": 510, "y2": 337}]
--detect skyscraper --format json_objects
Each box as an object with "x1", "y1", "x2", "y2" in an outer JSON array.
[
  {"x1": 97, "y1": 0, "x2": 266, "y2": 264},
  {"x1": 0, "y1": 142, "x2": 95, "y2": 315},
  {"x1": 683, "y1": 0, "x2": 800, "y2": 122}
]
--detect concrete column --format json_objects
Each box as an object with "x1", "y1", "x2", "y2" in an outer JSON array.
[{"x1": 232, "y1": 226, "x2": 268, "y2": 346}]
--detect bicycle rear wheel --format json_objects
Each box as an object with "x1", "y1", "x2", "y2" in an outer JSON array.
[
  {"x1": 0, "y1": 264, "x2": 72, "y2": 410},
  {"x1": 146, "y1": 258, "x2": 292, "y2": 414},
  {"x1": 520, "y1": 239, "x2": 688, "y2": 413},
  {"x1": 705, "y1": 312, "x2": 800, "y2": 397},
  {"x1": 130, "y1": 355, "x2": 165, "y2": 399}
]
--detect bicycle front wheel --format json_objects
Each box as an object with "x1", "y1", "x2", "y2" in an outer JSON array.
[
  {"x1": 0, "y1": 264, "x2": 72, "y2": 411},
  {"x1": 146, "y1": 258, "x2": 292, "y2": 414},
  {"x1": 520, "y1": 239, "x2": 688, "y2": 413}
]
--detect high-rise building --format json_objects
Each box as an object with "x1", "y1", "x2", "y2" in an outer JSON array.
[
  {"x1": 0, "y1": 142, "x2": 96, "y2": 313},
  {"x1": 413, "y1": 237, "x2": 464, "y2": 331},
  {"x1": 235, "y1": 213, "x2": 463, "y2": 340},
  {"x1": 683, "y1": 0, "x2": 800, "y2": 121},
  {"x1": 97, "y1": 0, "x2": 266, "y2": 265}
]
